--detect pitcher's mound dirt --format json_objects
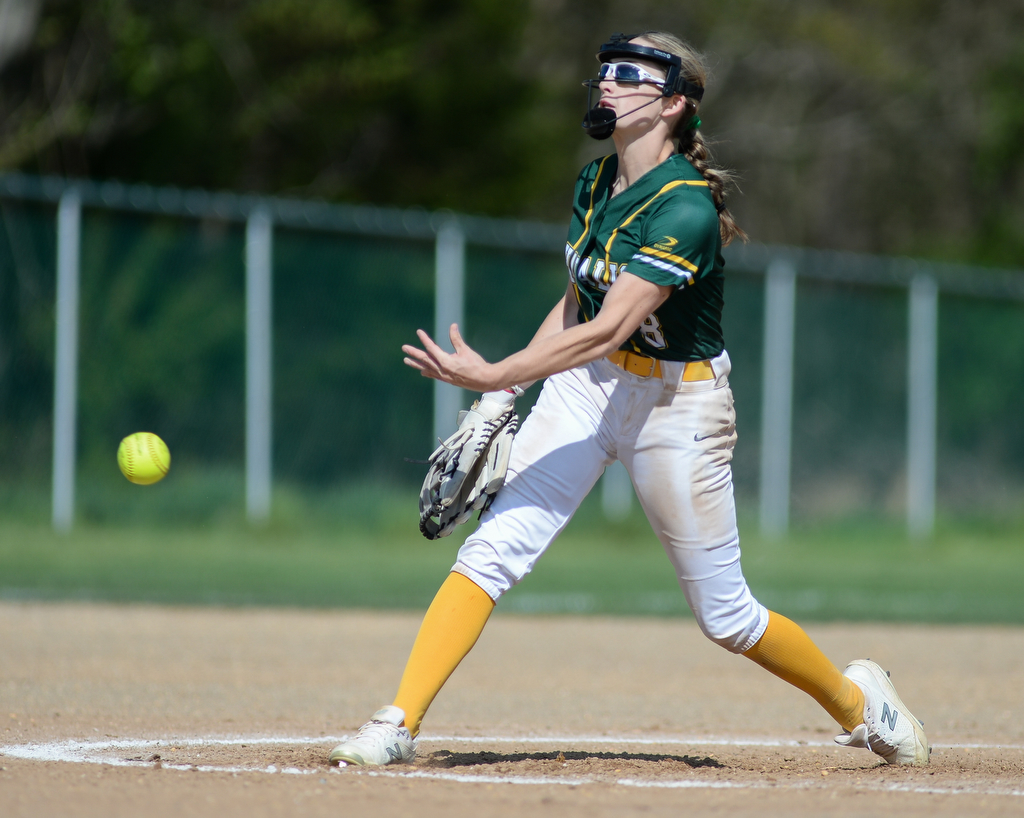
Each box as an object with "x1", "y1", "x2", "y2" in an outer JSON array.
[{"x1": 2, "y1": 602, "x2": 1021, "y2": 817}]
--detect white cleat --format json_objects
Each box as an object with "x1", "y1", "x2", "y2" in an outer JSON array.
[
  {"x1": 329, "y1": 705, "x2": 417, "y2": 767},
  {"x1": 835, "y1": 659, "x2": 930, "y2": 766}
]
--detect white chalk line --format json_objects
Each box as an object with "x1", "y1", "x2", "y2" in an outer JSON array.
[
  {"x1": 2, "y1": 734, "x2": 1023, "y2": 798},
  {"x1": 364, "y1": 768, "x2": 1024, "y2": 797}
]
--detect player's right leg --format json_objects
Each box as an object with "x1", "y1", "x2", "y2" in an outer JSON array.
[
  {"x1": 330, "y1": 366, "x2": 617, "y2": 767},
  {"x1": 328, "y1": 705, "x2": 417, "y2": 767},
  {"x1": 329, "y1": 571, "x2": 494, "y2": 766},
  {"x1": 450, "y1": 365, "x2": 615, "y2": 601}
]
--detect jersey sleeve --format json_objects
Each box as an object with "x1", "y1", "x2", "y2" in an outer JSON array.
[{"x1": 624, "y1": 191, "x2": 720, "y2": 288}]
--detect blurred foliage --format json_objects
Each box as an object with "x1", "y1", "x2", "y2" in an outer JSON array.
[
  {"x1": 1, "y1": 1, "x2": 1023, "y2": 258},
  {"x1": 1, "y1": 1, "x2": 1023, "y2": 526},
  {"x1": 0, "y1": 0, "x2": 575, "y2": 217}
]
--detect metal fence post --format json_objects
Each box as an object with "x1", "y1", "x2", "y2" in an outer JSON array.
[
  {"x1": 907, "y1": 271, "x2": 938, "y2": 539},
  {"x1": 245, "y1": 206, "x2": 273, "y2": 524},
  {"x1": 759, "y1": 258, "x2": 797, "y2": 538},
  {"x1": 52, "y1": 189, "x2": 81, "y2": 532},
  {"x1": 433, "y1": 219, "x2": 466, "y2": 444},
  {"x1": 601, "y1": 460, "x2": 633, "y2": 520}
]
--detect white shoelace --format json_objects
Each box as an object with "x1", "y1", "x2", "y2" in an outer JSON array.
[{"x1": 353, "y1": 719, "x2": 397, "y2": 742}]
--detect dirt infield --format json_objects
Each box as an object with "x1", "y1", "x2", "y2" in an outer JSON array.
[{"x1": 2, "y1": 601, "x2": 1022, "y2": 817}]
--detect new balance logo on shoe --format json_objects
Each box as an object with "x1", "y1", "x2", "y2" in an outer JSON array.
[
  {"x1": 329, "y1": 705, "x2": 417, "y2": 767},
  {"x1": 835, "y1": 660, "x2": 929, "y2": 766},
  {"x1": 881, "y1": 702, "x2": 899, "y2": 731}
]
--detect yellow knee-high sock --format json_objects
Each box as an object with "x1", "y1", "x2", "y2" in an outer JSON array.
[
  {"x1": 392, "y1": 572, "x2": 495, "y2": 737},
  {"x1": 743, "y1": 611, "x2": 865, "y2": 732}
]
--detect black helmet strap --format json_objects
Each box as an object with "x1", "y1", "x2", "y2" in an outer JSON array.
[{"x1": 597, "y1": 33, "x2": 705, "y2": 102}]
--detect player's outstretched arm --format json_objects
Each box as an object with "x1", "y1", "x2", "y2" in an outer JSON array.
[
  {"x1": 403, "y1": 324, "x2": 493, "y2": 389},
  {"x1": 402, "y1": 273, "x2": 672, "y2": 392},
  {"x1": 402, "y1": 282, "x2": 574, "y2": 392}
]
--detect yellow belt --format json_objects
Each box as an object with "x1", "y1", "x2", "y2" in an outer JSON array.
[{"x1": 607, "y1": 349, "x2": 714, "y2": 381}]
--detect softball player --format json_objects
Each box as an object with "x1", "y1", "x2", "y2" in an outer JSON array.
[{"x1": 330, "y1": 31, "x2": 929, "y2": 768}]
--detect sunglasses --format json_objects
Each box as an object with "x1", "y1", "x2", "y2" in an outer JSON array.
[{"x1": 595, "y1": 61, "x2": 666, "y2": 87}]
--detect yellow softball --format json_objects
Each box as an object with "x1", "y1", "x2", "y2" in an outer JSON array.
[{"x1": 117, "y1": 432, "x2": 171, "y2": 485}]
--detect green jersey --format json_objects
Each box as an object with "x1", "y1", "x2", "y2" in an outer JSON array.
[{"x1": 564, "y1": 152, "x2": 726, "y2": 362}]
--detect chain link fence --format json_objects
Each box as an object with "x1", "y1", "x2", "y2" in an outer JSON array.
[{"x1": 2, "y1": 173, "x2": 1023, "y2": 532}]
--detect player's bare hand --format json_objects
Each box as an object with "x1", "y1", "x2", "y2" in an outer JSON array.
[{"x1": 402, "y1": 324, "x2": 503, "y2": 392}]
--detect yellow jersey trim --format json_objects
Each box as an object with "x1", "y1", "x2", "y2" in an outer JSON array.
[
  {"x1": 637, "y1": 245, "x2": 700, "y2": 274},
  {"x1": 604, "y1": 180, "x2": 709, "y2": 265},
  {"x1": 572, "y1": 155, "x2": 613, "y2": 253}
]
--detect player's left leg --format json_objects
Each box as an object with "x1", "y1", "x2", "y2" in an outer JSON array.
[
  {"x1": 625, "y1": 353, "x2": 928, "y2": 764},
  {"x1": 743, "y1": 613, "x2": 929, "y2": 764},
  {"x1": 624, "y1": 353, "x2": 767, "y2": 654},
  {"x1": 736, "y1": 608, "x2": 929, "y2": 764},
  {"x1": 742, "y1": 610, "x2": 863, "y2": 730}
]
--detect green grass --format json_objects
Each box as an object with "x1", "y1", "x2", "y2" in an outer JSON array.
[
  {"x1": 2, "y1": 481, "x2": 1023, "y2": 624},
  {"x1": 502, "y1": 505, "x2": 1024, "y2": 623}
]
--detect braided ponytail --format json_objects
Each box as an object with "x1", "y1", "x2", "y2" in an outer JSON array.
[
  {"x1": 637, "y1": 32, "x2": 748, "y2": 247},
  {"x1": 677, "y1": 114, "x2": 748, "y2": 246}
]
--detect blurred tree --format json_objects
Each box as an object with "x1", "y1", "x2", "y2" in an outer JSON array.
[
  {"x1": 0, "y1": 0, "x2": 578, "y2": 217},
  {"x1": 2, "y1": 0, "x2": 1024, "y2": 257},
  {"x1": 528, "y1": 0, "x2": 1024, "y2": 262},
  {"x1": 0, "y1": 0, "x2": 43, "y2": 73},
  {"x1": 2, "y1": 0, "x2": 1023, "y2": 511}
]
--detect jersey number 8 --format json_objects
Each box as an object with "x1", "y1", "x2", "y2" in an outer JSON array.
[{"x1": 640, "y1": 314, "x2": 667, "y2": 349}]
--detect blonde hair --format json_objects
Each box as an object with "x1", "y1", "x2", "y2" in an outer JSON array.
[{"x1": 636, "y1": 31, "x2": 747, "y2": 246}]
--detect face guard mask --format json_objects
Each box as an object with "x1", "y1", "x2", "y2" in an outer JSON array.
[{"x1": 582, "y1": 33, "x2": 705, "y2": 140}]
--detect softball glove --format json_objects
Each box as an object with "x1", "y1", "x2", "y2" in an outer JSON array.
[{"x1": 419, "y1": 388, "x2": 521, "y2": 540}]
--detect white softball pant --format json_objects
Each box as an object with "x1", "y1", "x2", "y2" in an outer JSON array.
[{"x1": 453, "y1": 349, "x2": 769, "y2": 654}]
